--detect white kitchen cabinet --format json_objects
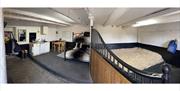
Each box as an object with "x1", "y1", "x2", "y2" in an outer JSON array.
[
  {"x1": 30, "y1": 43, "x2": 40, "y2": 56},
  {"x1": 30, "y1": 42, "x2": 50, "y2": 56},
  {"x1": 39, "y1": 42, "x2": 50, "y2": 54},
  {"x1": 44, "y1": 42, "x2": 50, "y2": 53}
]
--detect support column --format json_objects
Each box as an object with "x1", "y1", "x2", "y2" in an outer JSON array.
[
  {"x1": 88, "y1": 13, "x2": 94, "y2": 78},
  {"x1": 89, "y1": 13, "x2": 94, "y2": 29},
  {"x1": 0, "y1": 8, "x2": 7, "y2": 83},
  {"x1": 88, "y1": 13, "x2": 94, "y2": 46}
]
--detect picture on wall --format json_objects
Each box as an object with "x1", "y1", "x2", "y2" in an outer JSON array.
[{"x1": 18, "y1": 29, "x2": 26, "y2": 42}]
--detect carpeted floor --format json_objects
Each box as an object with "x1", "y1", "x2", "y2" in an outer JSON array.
[
  {"x1": 144, "y1": 62, "x2": 180, "y2": 83},
  {"x1": 6, "y1": 56, "x2": 69, "y2": 83},
  {"x1": 169, "y1": 65, "x2": 180, "y2": 83},
  {"x1": 6, "y1": 52, "x2": 179, "y2": 83},
  {"x1": 32, "y1": 52, "x2": 92, "y2": 83}
]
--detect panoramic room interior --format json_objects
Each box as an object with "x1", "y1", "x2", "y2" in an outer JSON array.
[{"x1": 1, "y1": 8, "x2": 180, "y2": 83}]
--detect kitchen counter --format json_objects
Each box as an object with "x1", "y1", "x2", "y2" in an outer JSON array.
[{"x1": 29, "y1": 41, "x2": 50, "y2": 56}]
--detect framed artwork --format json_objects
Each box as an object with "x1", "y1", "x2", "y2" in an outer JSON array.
[{"x1": 18, "y1": 29, "x2": 26, "y2": 42}]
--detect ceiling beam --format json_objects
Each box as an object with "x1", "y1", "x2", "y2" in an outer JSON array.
[
  {"x1": 52, "y1": 8, "x2": 79, "y2": 23},
  {"x1": 49, "y1": 8, "x2": 76, "y2": 23},
  {"x1": 102, "y1": 9, "x2": 114, "y2": 26},
  {"x1": 4, "y1": 15, "x2": 68, "y2": 26},
  {"x1": 103, "y1": 8, "x2": 128, "y2": 26},
  {"x1": 120, "y1": 8, "x2": 179, "y2": 27},
  {"x1": 3, "y1": 9, "x2": 71, "y2": 25}
]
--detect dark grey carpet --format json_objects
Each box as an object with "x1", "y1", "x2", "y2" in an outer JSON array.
[
  {"x1": 169, "y1": 65, "x2": 180, "y2": 83},
  {"x1": 144, "y1": 63, "x2": 180, "y2": 83},
  {"x1": 143, "y1": 62, "x2": 164, "y2": 73},
  {"x1": 32, "y1": 52, "x2": 92, "y2": 83},
  {"x1": 6, "y1": 56, "x2": 68, "y2": 83}
]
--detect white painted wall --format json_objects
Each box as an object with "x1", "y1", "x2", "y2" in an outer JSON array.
[
  {"x1": 4, "y1": 20, "x2": 64, "y2": 42},
  {"x1": 4, "y1": 26, "x2": 41, "y2": 45},
  {"x1": 57, "y1": 24, "x2": 89, "y2": 32},
  {"x1": 46, "y1": 24, "x2": 89, "y2": 42},
  {"x1": 17, "y1": 26, "x2": 41, "y2": 44},
  {"x1": 45, "y1": 26, "x2": 73, "y2": 42},
  {"x1": 95, "y1": 25, "x2": 137, "y2": 43},
  {"x1": 4, "y1": 24, "x2": 89, "y2": 44},
  {"x1": 4, "y1": 26, "x2": 63, "y2": 43},
  {"x1": 45, "y1": 27, "x2": 59, "y2": 41},
  {"x1": 57, "y1": 24, "x2": 89, "y2": 42},
  {"x1": 0, "y1": 8, "x2": 7, "y2": 83},
  {"x1": 138, "y1": 21, "x2": 180, "y2": 50}
]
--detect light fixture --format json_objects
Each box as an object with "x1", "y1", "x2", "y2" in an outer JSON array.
[{"x1": 132, "y1": 19, "x2": 158, "y2": 27}]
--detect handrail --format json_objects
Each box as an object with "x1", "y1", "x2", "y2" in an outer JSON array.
[{"x1": 91, "y1": 28, "x2": 170, "y2": 83}]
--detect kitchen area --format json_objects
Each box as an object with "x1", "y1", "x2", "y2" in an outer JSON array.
[
  {"x1": 4, "y1": 25, "x2": 73, "y2": 57},
  {"x1": 3, "y1": 8, "x2": 91, "y2": 83},
  {"x1": 29, "y1": 26, "x2": 50, "y2": 56}
]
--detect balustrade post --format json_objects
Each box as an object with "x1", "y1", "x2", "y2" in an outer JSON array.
[{"x1": 162, "y1": 64, "x2": 171, "y2": 83}]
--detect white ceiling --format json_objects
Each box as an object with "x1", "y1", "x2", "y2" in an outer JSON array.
[
  {"x1": 52, "y1": 8, "x2": 89, "y2": 25},
  {"x1": 88, "y1": 8, "x2": 168, "y2": 25},
  {"x1": 87, "y1": 8, "x2": 115, "y2": 25},
  {"x1": 13, "y1": 8, "x2": 76, "y2": 23},
  {"x1": 3, "y1": 8, "x2": 180, "y2": 27},
  {"x1": 114, "y1": 8, "x2": 164, "y2": 25}
]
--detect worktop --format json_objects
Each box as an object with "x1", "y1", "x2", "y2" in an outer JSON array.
[{"x1": 29, "y1": 42, "x2": 50, "y2": 56}]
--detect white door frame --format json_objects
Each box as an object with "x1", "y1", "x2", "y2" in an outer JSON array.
[{"x1": 0, "y1": 8, "x2": 7, "y2": 83}]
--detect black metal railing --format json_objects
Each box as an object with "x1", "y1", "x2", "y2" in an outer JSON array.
[{"x1": 91, "y1": 28, "x2": 170, "y2": 83}]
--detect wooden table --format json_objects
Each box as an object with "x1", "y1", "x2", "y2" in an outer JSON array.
[{"x1": 52, "y1": 41, "x2": 65, "y2": 52}]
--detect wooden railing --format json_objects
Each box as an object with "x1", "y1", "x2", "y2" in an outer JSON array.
[
  {"x1": 90, "y1": 28, "x2": 170, "y2": 83},
  {"x1": 91, "y1": 49, "x2": 130, "y2": 83}
]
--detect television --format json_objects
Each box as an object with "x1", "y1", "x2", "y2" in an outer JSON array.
[
  {"x1": 29, "y1": 33, "x2": 36, "y2": 42},
  {"x1": 84, "y1": 32, "x2": 90, "y2": 37}
]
